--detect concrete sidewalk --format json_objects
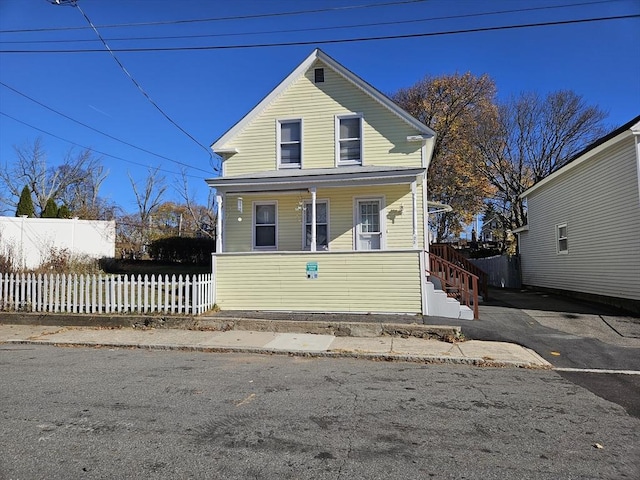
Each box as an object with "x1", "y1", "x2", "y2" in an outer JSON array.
[{"x1": 0, "y1": 323, "x2": 550, "y2": 368}]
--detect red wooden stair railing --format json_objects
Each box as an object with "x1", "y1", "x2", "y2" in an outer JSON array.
[
  {"x1": 430, "y1": 243, "x2": 489, "y2": 300},
  {"x1": 428, "y1": 244, "x2": 489, "y2": 320}
]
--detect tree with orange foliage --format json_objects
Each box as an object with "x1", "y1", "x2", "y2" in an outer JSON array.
[{"x1": 394, "y1": 72, "x2": 497, "y2": 242}]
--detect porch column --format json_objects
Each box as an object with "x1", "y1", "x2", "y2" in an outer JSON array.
[
  {"x1": 215, "y1": 194, "x2": 223, "y2": 253},
  {"x1": 411, "y1": 181, "x2": 418, "y2": 248},
  {"x1": 310, "y1": 187, "x2": 317, "y2": 252}
]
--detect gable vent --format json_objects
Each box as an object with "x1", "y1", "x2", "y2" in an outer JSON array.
[{"x1": 314, "y1": 68, "x2": 325, "y2": 83}]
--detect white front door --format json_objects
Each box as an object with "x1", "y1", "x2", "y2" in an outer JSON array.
[{"x1": 356, "y1": 199, "x2": 382, "y2": 250}]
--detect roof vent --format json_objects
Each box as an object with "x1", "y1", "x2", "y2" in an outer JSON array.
[{"x1": 314, "y1": 68, "x2": 325, "y2": 83}]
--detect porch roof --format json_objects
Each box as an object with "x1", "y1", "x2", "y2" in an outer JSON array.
[{"x1": 206, "y1": 165, "x2": 426, "y2": 194}]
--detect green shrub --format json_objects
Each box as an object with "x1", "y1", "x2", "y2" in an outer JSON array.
[{"x1": 148, "y1": 236, "x2": 214, "y2": 265}]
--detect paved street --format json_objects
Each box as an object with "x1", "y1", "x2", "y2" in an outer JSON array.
[
  {"x1": 1, "y1": 346, "x2": 638, "y2": 479},
  {"x1": 424, "y1": 288, "x2": 640, "y2": 418}
]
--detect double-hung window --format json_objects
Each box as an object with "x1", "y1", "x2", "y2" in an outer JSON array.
[
  {"x1": 278, "y1": 119, "x2": 302, "y2": 168},
  {"x1": 304, "y1": 201, "x2": 328, "y2": 250},
  {"x1": 254, "y1": 202, "x2": 277, "y2": 250},
  {"x1": 557, "y1": 223, "x2": 568, "y2": 254},
  {"x1": 336, "y1": 115, "x2": 363, "y2": 165}
]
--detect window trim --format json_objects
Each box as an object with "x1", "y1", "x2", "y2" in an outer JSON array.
[
  {"x1": 335, "y1": 114, "x2": 364, "y2": 166},
  {"x1": 353, "y1": 196, "x2": 385, "y2": 250},
  {"x1": 302, "y1": 199, "x2": 330, "y2": 251},
  {"x1": 276, "y1": 118, "x2": 302, "y2": 169},
  {"x1": 556, "y1": 223, "x2": 568, "y2": 254},
  {"x1": 252, "y1": 201, "x2": 278, "y2": 251}
]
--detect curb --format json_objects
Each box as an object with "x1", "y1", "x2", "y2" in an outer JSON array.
[
  {"x1": 4, "y1": 338, "x2": 551, "y2": 369},
  {"x1": 0, "y1": 312, "x2": 462, "y2": 341}
]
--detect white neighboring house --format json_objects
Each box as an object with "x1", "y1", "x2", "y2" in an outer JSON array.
[
  {"x1": 0, "y1": 216, "x2": 116, "y2": 270},
  {"x1": 515, "y1": 115, "x2": 640, "y2": 312}
]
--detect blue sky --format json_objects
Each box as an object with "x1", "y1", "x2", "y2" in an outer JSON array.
[{"x1": 1, "y1": 0, "x2": 639, "y2": 217}]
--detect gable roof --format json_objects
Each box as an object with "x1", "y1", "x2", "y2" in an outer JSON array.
[
  {"x1": 521, "y1": 114, "x2": 640, "y2": 198},
  {"x1": 211, "y1": 48, "x2": 435, "y2": 154}
]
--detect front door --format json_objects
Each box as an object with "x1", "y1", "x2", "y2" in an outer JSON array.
[{"x1": 356, "y1": 199, "x2": 382, "y2": 250}]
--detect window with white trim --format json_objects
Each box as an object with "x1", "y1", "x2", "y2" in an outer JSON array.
[
  {"x1": 336, "y1": 115, "x2": 362, "y2": 165},
  {"x1": 278, "y1": 119, "x2": 301, "y2": 168},
  {"x1": 557, "y1": 223, "x2": 568, "y2": 254},
  {"x1": 304, "y1": 201, "x2": 328, "y2": 250},
  {"x1": 254, "y1": 202, "x2": 277, "y2": 250}
]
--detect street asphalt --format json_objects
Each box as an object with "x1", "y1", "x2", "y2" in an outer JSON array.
[{"x1": 1, "y1": 286, "x2": 638, "y2": 416}]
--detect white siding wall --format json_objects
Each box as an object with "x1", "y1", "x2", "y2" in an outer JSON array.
[
  {"x1": 0, "y1": 217, "x2": 116, "y2": 270},
  {"x1": 519, "y1": 137, "x2": 640, "y2": 300}
]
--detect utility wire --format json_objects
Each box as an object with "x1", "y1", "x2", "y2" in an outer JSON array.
[
  {"x1": 0, "y1": 80, "x2": 212, "y2": 175},
  {"x1": 68, "y1": 1, "x2": 219, "y2": 172},
  {"x1": 1, "y1": 0, "x2": 430, "y2": 34},
  {"x1": 0, "y1": 0, "x2": 620, "y2": 44},
  {"x1": 0, "y1": 110, "x2": 205, "y2": 179},
  {"x1": 1, "y1": 14, "x2": 637, "y2": 53}
]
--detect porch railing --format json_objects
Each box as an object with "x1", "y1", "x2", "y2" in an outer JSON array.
[
  {"x1": 0, "y1": 273, "x2": 215, "y2": 316},
  {"x1": 430, "y1": 243, "x2": 488, "y2": 300},
  {"x1": 428, "y1": 253, "x2": 479, "y2": 319}
]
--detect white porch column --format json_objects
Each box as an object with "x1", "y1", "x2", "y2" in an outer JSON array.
[
  {"x1": 310, "y1": 187, "x2": 317, "y2": 252},
  {"x1": 215, "y1": 194, "x2": 223, "y2": 253},
  {"x1": 411, "y1": 181, "x2": 418, "y2": 248}
]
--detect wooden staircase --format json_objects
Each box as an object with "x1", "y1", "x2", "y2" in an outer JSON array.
[{"x1": 427, "y1": 243, "x2": 489, "y2": 320}]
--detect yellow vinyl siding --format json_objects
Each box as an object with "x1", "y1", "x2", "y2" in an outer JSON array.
[
  {"x1": 214, "y1": 251, "x2": 423, "y2": 313},
  {"x1": 223, "y1": 184, "x2": 424, "y2": 252},
  {"x1": 223, "y1": 60, "x2": 423, "y2": 176}
]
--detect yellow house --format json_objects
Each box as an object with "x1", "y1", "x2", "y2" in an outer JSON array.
[{"x1": 207, "y1": 49, "x2": 475, "y2": 319}]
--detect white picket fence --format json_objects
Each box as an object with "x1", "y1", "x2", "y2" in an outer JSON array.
[{"x1": 0, "y1": 273, "x2": 215, "y2": 315}]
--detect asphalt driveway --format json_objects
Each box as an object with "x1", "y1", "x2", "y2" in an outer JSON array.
[{"x1": 424, "y1": 287, "x2": 640, "y2": 418}]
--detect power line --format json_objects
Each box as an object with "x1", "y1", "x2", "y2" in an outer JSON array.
[
  {"x1": 0, "y1": 0, "x2": 430, "y2": 34},
  {"x1": 0, "y1": 14, "x2": 637, "y2": 54},
  {"x1": 0, "y1": 0, "x2": 619, "y2": 45},
  {"x1": 0, "y1": 110, "x2": 205, "y2": 180},
  {"x1": 0, "y1": 80, "x2": 213, "y2": 175},
  {"x1": 67, "y1": 1, "x2": 218, "y2": 172}
]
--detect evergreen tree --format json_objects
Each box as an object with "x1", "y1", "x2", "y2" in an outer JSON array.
[
  {"x1": 15, "y1": 185, "x2": 35, "y2": 217},
  {"x1": 57, "y1": 204, "x2": 71, "y2": 218},
  {"x1": 42, "y1": 198, "x2": 59, "y2": 218}
]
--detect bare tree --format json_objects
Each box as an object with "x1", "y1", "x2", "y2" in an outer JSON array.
[
  {"x1": 175, "y1": 169, "x2": 216, "y2": 239},
  {"x1": 0, "y1": 137, "x2": 108, "y2": 218},
  {"x1": 477, "y1": 90, "x2": 608, "y2": 231},
  {"x1": 57, "y1": 161, "x2": 114, "y2": 219},
  {"x1": 124, "y1": 167, "x2": 167, "y2": 255}
]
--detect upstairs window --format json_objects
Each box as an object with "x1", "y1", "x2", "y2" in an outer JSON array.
[
  {"x1": 336, "y1": 115, "x2": 363, "y2": 165},
  {"x1": 557, "y1": 223, "x2": 568, "y2": 254},
  {"x1": 278, "y1": 119, "x2": 302, "y2": 168}
]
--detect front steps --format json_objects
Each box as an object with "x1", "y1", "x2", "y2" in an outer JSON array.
[{"x1": 425, "y1": 281, "x2": 475, "y2": 320}]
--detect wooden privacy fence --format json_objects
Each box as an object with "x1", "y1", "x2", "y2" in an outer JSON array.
[{"x1": 0, "y1": 273, "x2": 215, "y2": 315}]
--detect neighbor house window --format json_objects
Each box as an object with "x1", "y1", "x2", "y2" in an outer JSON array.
[
  {"x1": 304, "y1": 201, "x2": 328, "y2": 250},
  {"x1": 557, "y1": 223, "x2": 568, "y2": 254},
  {"x1": 278, "y1": 119, "x2": 302, "y2": 168},
  {"x1": 336, "y1": 115, "x2": 362, "y2": 165},
  {"x1": 254, "y1": 202, "x2": 277, "y2": 250}
]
